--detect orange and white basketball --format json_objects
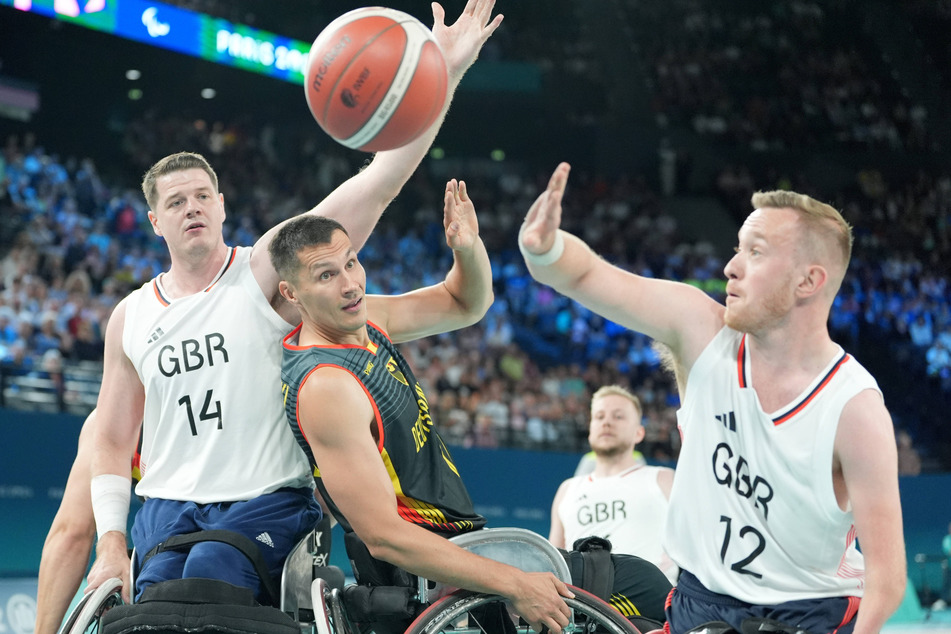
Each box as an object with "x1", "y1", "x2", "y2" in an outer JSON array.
[{"x1": 304, "y1": 7, "x2": 448, "y2": 152}]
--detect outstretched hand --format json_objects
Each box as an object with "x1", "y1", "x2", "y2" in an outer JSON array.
[
  {"x1": 443, "y1": 179, "x2": 479, "y2": 251},
  {"x1": 431, "y1": 0, "x2": 503, "y2": 80},
  {"x1": 519, "y1": 162, "x2": 571, "y2": 255}
]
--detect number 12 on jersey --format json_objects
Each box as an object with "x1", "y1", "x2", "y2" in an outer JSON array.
[
  {"x1": 178, "y1": 389, "x2": 223, "y2": 435},
  {"x1": 719, "y1": 514, "x2": 764, "y2": 579}
]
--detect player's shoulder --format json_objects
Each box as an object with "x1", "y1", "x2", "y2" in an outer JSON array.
[
  {"x1": 558, "y1": 474, "x2": 586, "y2": 492},
  {"x1": 300, "y1": 363, "x2": 366, "y2": 401},
  {"x1": 104, "y1": 296, "x2": 132, "y2": 334},
  {"x1": 298, "y1": 364, "x2": 375, "y2": 429}
]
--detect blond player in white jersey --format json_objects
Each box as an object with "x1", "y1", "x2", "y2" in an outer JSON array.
[
  {"x1": 550, "y1": 385, "x2": 679, "y2": 586},
  {"x1": 83, "y1": 0, "x2": 504, "y2": 607},
  {"x1": 519, "y1": 163, "x2": 906, "y2": 634}
]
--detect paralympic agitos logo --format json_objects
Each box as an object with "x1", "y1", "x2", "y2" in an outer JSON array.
[{"x1": 311, "y1": 36, "x2": 352, "y2": 92}]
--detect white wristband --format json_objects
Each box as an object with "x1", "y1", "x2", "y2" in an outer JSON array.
[
  {"x1": 519, "y1": 230, "x2": 565, "y2": 267},
  {"x1": 91, "y1": 474, "x2": 131, "y2": 539}
]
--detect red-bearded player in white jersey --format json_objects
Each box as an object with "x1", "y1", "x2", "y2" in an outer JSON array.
[{"x1": 519, "y1": 163, "x2": 906, "y2": 634}]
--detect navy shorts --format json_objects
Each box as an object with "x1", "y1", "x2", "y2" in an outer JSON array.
[
  {"x1": 131, "y1": 487, "x2": 321, "y2": 603},
  {"x1": 666, "y1": 571, "x2": 860, "y2": 634}
]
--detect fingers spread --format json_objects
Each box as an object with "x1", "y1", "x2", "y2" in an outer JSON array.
[{"x1": 483, "y1": 14, "x2": 504, "y2": 41}]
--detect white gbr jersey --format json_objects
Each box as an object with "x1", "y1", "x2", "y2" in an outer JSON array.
[
  {"x1": 559, "y1": 465, "x2": 679, "y2": 585},
  {"x1": 122, "y1": 246, "x2": 313, "y2": 503},
  {"x1": 665, "y1": 327, "x2": 879, "y2": 604}
]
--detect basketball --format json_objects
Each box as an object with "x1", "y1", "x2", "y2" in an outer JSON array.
[{"x1": 304, "y1": 7, "x2": 449, "y2": 153}]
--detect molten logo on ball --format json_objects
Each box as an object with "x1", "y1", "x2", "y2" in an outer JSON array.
[
  {"x1": 340, "y1": 89, "x2": 358, "y2": 109},
  {"x1": 310, "y1": 36, "x2": 351, "y2": 93},
  {"x1": 304, "y1": 7, "x2": 448, "y2": 152}
]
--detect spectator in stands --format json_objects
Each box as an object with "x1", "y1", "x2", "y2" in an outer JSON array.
[
  {"x1": 896, "y1": 429, "x2": 922, "y2": 476},
  {"x1": 926, "y1": 338, "x2": 951, "y2": 389}
]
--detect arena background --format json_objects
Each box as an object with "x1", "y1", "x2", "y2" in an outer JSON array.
[{"x1": 1, "y1": 0, "x2": 950, "y2": 631}]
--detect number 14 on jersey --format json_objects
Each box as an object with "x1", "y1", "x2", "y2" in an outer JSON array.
[{"x1": 178, "y1": 389, "x2": 223, "y2": 435}]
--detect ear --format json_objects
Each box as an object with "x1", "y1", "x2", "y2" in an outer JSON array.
[
  {"x1": 219, "y1": 193, "x2": 226, "y2": 220},
  {"x1": 796, "y1": 264, "x2": 828, "y2": 299},
  {"x1": 147, "y1": 210, "x2": 162, "y2": 237},
  {"x1": 279, "y1": 279, "x2": 298, "y2": 304},
  {"x1": 634, "y1": 423, "x2": 647, "y2": 445}
]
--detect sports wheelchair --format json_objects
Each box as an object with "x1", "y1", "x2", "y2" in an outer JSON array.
[{"x1": 60, "y1": 526, "x2": 647, "y2": 634}]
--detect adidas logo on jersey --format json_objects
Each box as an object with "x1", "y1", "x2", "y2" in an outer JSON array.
[
  {"x1": 716, "y1": 411, "x2": 737, "y2": 431},
  {"x1": 146, "y1": 327, "x2": 165, "y2": 344},
  {"x1": 255, "y1": 532, "x2": 275, "y2": 548}
]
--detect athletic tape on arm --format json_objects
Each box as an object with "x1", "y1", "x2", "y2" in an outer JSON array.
[
  {"x1": 91, "y1": 473, "x2": 132, "y2": 539},
  {"x1": 519, "y1": 230, "x2": 565, "y2": 267}
]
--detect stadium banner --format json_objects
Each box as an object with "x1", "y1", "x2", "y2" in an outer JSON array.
[{"x1": 0, "y1": 0, "x2": 310, "y2": 84}]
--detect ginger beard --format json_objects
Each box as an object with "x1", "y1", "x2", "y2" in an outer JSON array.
[
  {"x1": 723, "y1": 269, "x2": 798, "y2": 335},
  {"x1": 724, "y1": 207, "x2": 804, "y2": 336}
]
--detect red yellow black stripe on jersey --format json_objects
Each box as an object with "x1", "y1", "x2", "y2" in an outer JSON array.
[
  {"x1": 130, "y1": 428, "x2": 144, "y2": 484},
  {"x1": 380, "y1": 446, "x2": 474, "y2": 533},
  {"x1": 280, "y1": 321, "x2": 485, "y2": 537}
]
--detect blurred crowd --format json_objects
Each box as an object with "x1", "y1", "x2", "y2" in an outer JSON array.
[
  {"x1": 2, "y1": 0, "x2": 949, "y2": 471},
  {"x1": 630, "y1": 0, "x2": 931, "y2": 151},
  {"x1": 0, "y1": 122, "x2": 690, "y2": 458},
  {"x1": 2, "y1": 112, "x2": 948, "y2": 469}
]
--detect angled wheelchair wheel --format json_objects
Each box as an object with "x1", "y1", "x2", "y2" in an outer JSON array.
[
  {"x1": 326, "y1": 584, "x2": 361, "y2": 634},
  {"x1": 59, "y1": 577, "x2": 124, "y2": 634},
  {"x1": 405, "y1": 585, "x2": 644, "y2": 634}
]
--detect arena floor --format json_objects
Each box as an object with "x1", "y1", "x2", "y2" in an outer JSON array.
[{"x1": 884, "y1": 607, "x2": 951, "y2": 633}]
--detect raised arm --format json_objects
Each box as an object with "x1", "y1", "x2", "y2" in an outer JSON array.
[
  {"x1": 519, "y1": 162, "x2": 725, "y2": 372},
  {"x1": 252, "y1": 0, "x2": 503, "y2": 308},
  {"x1": 310, "y1": 0, "x2": 504, "y2": 247},
  {"x1": 35, "y1": 411, "x2": 97, "y2": 634},
  {"x1": 87, "y1": 300, "x2": 144, "y2": 602},
  {"x1": 370, "y1": 178, "x2": 493, "y2": 342},
  {"x1": 299, "y1": 368, "x2": 573, "y2": 633},
  {"x1": 835, "y1": 390, "x2": 906, "y2": 634}
]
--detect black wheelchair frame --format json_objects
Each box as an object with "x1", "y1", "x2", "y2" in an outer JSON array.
[{"x1": 60, "y1": 527, "x2": 648, "y2": 634}]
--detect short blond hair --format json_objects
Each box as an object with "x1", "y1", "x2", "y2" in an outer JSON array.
[
  {"x1": 142, "y1": 152, "x2": 219, "y2": 210},
  {"x1": 591, "y1": 385, "x2": 642, "y2": 417},
  {"x1": 751, "y1": 190, "x2": 852, "y2": 290}
]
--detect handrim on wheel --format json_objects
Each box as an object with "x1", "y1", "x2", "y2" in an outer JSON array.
[
  {"x1": 405, "y1": 585, "x2": 644, "y2": 634},
  {"x1": 59, "y1": 577, "x2": 123, "y2": 634}
]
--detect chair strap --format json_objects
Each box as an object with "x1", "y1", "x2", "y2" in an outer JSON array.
[{"x1": 142, "y1": 529, "x2": 280, "y2": 607}]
